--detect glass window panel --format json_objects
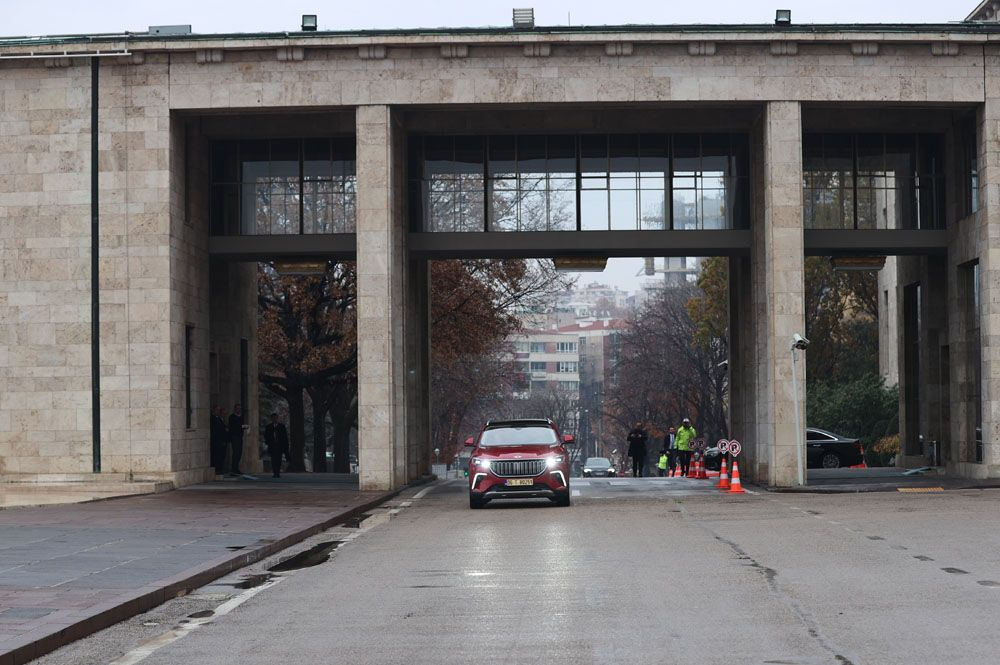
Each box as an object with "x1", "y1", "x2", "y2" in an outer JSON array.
[
  {"x1": 639, "y1": 187, "x2": 666, "y2": 230},
  {"x1": 701, "y1": 190, "x2": 726, "y2": 230},
  {"x1": 490, "y1": 179, "x2": 519, "y2": 231},
  {"x1": 580, "y1": 135, "x2": 608, "y2": 176},
  {"x1": 672, "y1": 188, "x2": 698, "y2": 230},
  {"x1": 609, "y1": 134, "x2": 639, "y2": 173},
  {"x1": 672, "y1": 176, "x2": 696, "y2": 190},
  {"x1": 427, "y1": 189, "x2": 456, "y2": 232},
  {"x1": 918, "y1": 135, "x2": 944, "y2": 178},
  {"x1": 456, "y1": 184, "x2": 485, "y2": 231},
  {"x1": 701, "y1": 134, "x2": 731, "y2": 173},
  {"x1": 489, "y1": 136, "x2": 516, "y2": 176},
  {"x1": 549, "y1": 187, "x2": 576, "y2": 230},
  {"x1": 610, "y1": 188, "x2": 637, "y2": 230},
  {"x1": 269, "y1": 139, "x2": 299, "y2": 179},
  {"x1": 673, "y1": 135, "x2": 700, "y2": 175},
  {"x1": 517, "y1": 135, "x2": 546, "y2": 174},
  {"x1": 857, "y1": 134, "x2": 884, "y2": 174},
  {"x1": 547, "y1": 135, "x2": 576, "y2": 174},
  {"x1": 638, "y1": 134, "x2": 668, "y2": 174},
  {"x1": 581, "y1": 175, "x2": 607, "y2": 190},
  {"x1": 424, "y1": 136, "x2": 455, "y2": 177},
  {"x1": 242, "y1": 181, "x2": 267, "y2": 234},
  {"x1": 581, "y1": 189, "x2": 609, "y2": 230},
  {"x1": 519, "y1": 175, "x2": 547, "y2": 231},
  {"x1": 702, "y1": 173, "x2": 725, "y2": 190},
  {"x1": 454, "y1": 136, "x2": 485, "y2": 175},
  {"x1": 303, "y1": 138, "x2": 331, "y2": 180}
]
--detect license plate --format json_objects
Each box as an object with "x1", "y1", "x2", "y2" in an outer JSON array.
[{"x1": 506, "y1": 478, "x2": 533, "y2": 487}]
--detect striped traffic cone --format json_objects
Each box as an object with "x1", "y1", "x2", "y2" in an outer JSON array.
[
  {"x1": 716, "y1": 457, "x2": 730, "y2": 490},
  {"x1": 696, "y1": 458, "x2": 709, "y2": 479},
  {"x1": 727, "y1": 460, "x2": 745, "y2": 494}
]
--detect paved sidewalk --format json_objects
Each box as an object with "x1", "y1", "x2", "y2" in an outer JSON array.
[{"x1": 0, "y1": 475, "x2": 396, "y2": 665}]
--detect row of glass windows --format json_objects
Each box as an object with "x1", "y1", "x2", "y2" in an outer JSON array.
[
  {"x1": 210, "y1": 138, "x2": 357, "y2": 235},
  {"x1": 525, "y1": 361, "x2": 579, "y2": 373},
  {"x1": 802, "y1": 134, "x2": 945, "y2": 230},
  {"x1": 208, "y1": 133, "x2": 951, "y2": 235},
  {"x1": 515, "y1": 341, "x2": 578, "y2": 353},
  {"x1": 407, "y1": 134, "x2": 750, "y2": 232}
]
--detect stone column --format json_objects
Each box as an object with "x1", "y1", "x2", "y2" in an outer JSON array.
[
  {"x1": 356, "y1": 105, "x2": 408, "y2": 490},
  {"x1": 976, "y1": 78, "x2": 1000, "y2": 476},
  {"x1": 752, "y1": 101, "x2": 806, "y2": 486}
]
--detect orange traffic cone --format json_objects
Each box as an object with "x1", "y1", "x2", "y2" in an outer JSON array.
[
  {"x1": 696, "y1": 458, "x2": 709, "y2": 479},
  {"x1": 716, "y1": 457, "x2": 730, "y2": 490},
  {"x1": 727, "y1": 460, "x2": 745, "y2": 494}
]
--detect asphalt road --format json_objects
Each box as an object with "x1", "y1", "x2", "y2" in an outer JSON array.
[{"x1": 31, "y1": 478, "x2": 1000, "y2": 665}]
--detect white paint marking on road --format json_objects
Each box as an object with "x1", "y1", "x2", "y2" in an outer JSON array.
[
  {"x1": 412, "y1": 484, "x2": 437, "y2": 500},
  {"x1": 609, "y1": 481, "x2": 631, "y2": 486},
  {"x1": 107, "y1": 577, "x2": 284, "y2": 665},
  {"x1": 110, "y1": 482, "x2": 439, "y2": 664},
  {"x1": 571, "y1": 490, "x2": 581, "y2": 497}
]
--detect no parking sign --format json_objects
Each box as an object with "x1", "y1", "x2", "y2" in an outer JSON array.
[{"x1": 717, "y1": 439, "x2": 742, "y2": 456}]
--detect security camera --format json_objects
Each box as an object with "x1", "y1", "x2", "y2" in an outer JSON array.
[{"x1": 792, "y1": 333, "x2": 809, "y2": 350}]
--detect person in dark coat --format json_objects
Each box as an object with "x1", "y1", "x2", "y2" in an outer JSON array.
[
  {"x1": 228, "y1": 403, "x2": 246, "y2": 476},
  {"x1": 264, "y1": 412, "x2": 289, "y2": 479},
  {"x1": 209, "y1": 405, "x2": 228, "y2": 476},
  {"x1": 626, "y1": 422, "x2": 649, "y2": 478}
]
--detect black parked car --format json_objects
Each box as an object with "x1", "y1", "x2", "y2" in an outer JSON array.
[
  {"x1": 703, "y1": 428, "x2": 865, "y2": 470},
  {"x1": 582, "y1": 457, "x2": 616, "y2": 477}
]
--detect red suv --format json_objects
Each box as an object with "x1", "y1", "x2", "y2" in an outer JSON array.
[{"x1": 466, "y1": 419, "x2": 573, "y2": 509}]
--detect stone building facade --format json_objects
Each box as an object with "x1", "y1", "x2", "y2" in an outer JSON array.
[{"x1": 2, "y1": 14, "x2": 1000, "y2": 491}]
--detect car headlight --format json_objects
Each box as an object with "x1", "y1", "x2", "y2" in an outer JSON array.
[
  {"x1": 546, "y1": 456, "x2": 563, "y2": 469},
  {"x1": 608, "y1": 468, "x2": 615, "y2": 473},
  {"x1": 473, "y1": 458, "x2": 490, "y2": 469},
  {"x1": 583, "y1": 467, "x2": 591, "y2": 473}
]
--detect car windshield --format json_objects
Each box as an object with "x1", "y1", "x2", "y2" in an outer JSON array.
[
  {"x1": 585, "y1": 458, "x2": 610, "y2": 467},
  {"x1": 480, "y1": 426, "x2": 558, "y2": 447}
]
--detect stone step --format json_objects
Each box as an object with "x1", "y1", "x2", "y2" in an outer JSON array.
[{"x1": 0, "y1": 478, "x2": 173, "y2": 508}]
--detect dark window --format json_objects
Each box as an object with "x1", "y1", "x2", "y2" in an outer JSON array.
[
  {"x1": 806, "y1": 430, "x2": 834, "y2": 442},
  {"x1": 803, "y1": 133, "x2": 945, "y2": 230},
  {"x1": 210, "y1": 138, "x2": 356, "y2": 235},
  {"x1": 185, "y1": 325, "x2": 194, "y2": 429},
  {"x1": 409, "y1": 133, "x2": 749, "y2": 232}
]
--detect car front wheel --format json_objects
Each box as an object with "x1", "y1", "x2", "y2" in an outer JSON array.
[
  {"x1": 821, "y1": 452, "x2": 842, "y2": 469},
  {"x1": 469, "y1": 494, "x2": 486, "y2": 509},
  {"x1": 552, "y1": 491, "x2": 571, "y2": 507}
]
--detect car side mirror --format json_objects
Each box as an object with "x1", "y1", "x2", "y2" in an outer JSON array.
[
  {"x1": 563, "y1": 434, "x2": 576, "y2": 445},
  {"x1": 464, "y1": 436, "x2": 474, "y2": 447}
]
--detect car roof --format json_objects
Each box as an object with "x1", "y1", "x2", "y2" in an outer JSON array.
[{"x1": 484, "y1": 419, "x2": 555, "y2": 430}]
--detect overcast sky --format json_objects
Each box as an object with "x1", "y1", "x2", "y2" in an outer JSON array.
[
  {"x1": 1, "y1": 0, "x2": 971, "y2": 291},
  {"x1": 2, "y1": 1, "x2": 967, "y2": 37}
]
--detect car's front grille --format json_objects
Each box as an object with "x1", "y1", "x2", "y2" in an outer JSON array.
[{"x1": 491, "y1": 459, "x2": 546, "y2": 477}]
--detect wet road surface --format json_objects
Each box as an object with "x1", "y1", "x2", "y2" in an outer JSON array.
[{"x1": 31, "y1": 478, "x2": 1000, "y2": 665}]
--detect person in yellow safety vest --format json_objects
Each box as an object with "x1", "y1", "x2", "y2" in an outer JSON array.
[
  {"x1": 675, "y1": 418, "x2": 697, "y2": 477},
  {"x1": 656, "y1": 450, "x2": 669, "y2": 477}
]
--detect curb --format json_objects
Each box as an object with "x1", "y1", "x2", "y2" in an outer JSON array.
[{"x1": 1, "y1": 483, "x2": 418, "y2": 665}]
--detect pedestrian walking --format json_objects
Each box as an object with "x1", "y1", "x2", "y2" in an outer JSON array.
[
  {"x1": 626, "y1": 423, "x2": 648, "y2": 478},
  {"x1": 664, "y1": 426, "x2": 678, "y2": 476},
  {"x1": 228, "y1": 403, "x2": 246, "y2": 476},
  {"x1": 675, "y1": 418, "x2": 697, "y2": 477},
  {"x1": 209, "y1": 405, "x2": 228, "y2": 476},
  {"x1": 264, "y1": 412, "x2": 289, "y2": 478},
  {"x1": 656, "y1": 449, "x2": 669, "y2": 477}
]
